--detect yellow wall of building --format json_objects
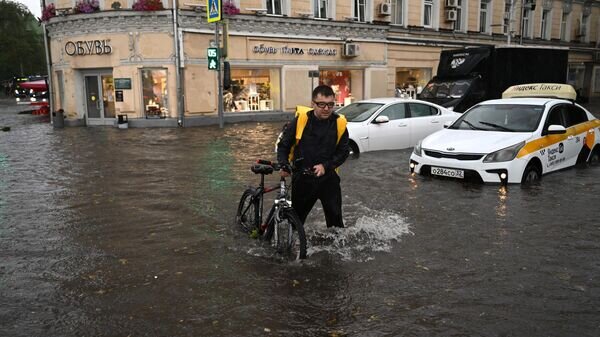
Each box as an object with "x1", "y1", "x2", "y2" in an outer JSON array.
[
  {"x1": 283, "y1": 66, "x2": 313, "y2": 110},
  {"x1": 406, "y1": 0, "x2": 421, "y2": 27},
  {"x1": 293, "y1": 0, "x2": 311, "y2": 13},
  {"x1": 184, "y1": 65, "x2": 217, "y2": 114},
  {"x1": 467, "y1": 0, "x2": 479, "y2": 32},
  {"x1": 337, "y1": 0, "x2": 352, "y2": 19}
]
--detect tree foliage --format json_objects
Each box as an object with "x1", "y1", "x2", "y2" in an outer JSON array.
[{"x1": 0, "y1": 0, "x2": 47, "y2": 81}]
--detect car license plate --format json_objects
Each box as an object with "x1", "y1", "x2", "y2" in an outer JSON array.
[{"x1": 431, "y1": 166, "x2": 464, "y2": 179}]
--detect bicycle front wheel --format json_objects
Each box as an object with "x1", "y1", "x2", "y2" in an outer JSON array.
[
  {"x1": 264, "y1": 208, "x2": 307, "y2": 259},
  {"x1": 235, "y1": 188, "x2": 259, "y2": 234}
]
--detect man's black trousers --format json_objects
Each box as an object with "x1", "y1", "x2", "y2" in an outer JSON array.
[{"x1": 291, "y1": 172, "x2": 344, "y2": 228}]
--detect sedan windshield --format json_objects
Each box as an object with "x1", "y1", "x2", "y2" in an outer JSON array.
[
  {"x1": 337, "y1": 103, "x2": 383, "y2": 122},
  {"x1": 419, "y1": 79, "x2": 472, "y2": 99},
  {"x1": 450, "y1": 104, "x2": 544, "y2": 132}
]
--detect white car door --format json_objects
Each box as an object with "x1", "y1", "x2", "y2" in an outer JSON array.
[
  {"x1": 407, "y1": 102, "x2": 443, "y2": 147},
  {"x1": 540, "y1": 104, "x2": 579, "y2": 172},
  {"x1": 366, "y1": 103, "x2": 410, "y2": 151}
]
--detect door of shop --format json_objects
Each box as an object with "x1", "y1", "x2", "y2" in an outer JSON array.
[{"x1": 84, "y1": 73, "x2": 115, "y2": 126}]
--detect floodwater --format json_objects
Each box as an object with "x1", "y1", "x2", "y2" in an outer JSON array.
[{"x1": 1, "y1": 103, "x2": 599, "y2": 337}]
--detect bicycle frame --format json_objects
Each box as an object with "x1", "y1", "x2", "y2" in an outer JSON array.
[
  {"x1": 251, "y1": 172, "x2": 283, "y2": 232},
  {"x1": 262, "y1": 178, "x2": 292, "y2": 231}
]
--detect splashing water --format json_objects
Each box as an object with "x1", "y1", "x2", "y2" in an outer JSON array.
[{"x1": 305, "y1": 207, "x2": 412, "y2": 262}]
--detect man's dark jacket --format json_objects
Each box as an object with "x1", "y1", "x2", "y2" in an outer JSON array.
[{"x1": 277, "y1": 110, "x2": 349, "y2": 173}]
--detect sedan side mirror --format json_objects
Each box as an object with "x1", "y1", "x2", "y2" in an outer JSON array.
[
  {"x1": 443, "y1": 121, "x2": 453, "y2": 128},
  {"x1": 547, "y1": 124, "x2": 566, "y2": 135},
  {"x1": 373, "y1": 115, "x2": 390, "y2": 124}
]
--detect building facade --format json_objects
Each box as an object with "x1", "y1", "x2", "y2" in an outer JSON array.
[{"x1": 42, "y1": 0, "x2": 600, "y2": 126}]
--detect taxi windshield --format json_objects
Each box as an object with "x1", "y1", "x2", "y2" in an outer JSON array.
[
  {"x1": 450, "y1": 104, "x2": 544, "y2": 132},
  {"x1": 337, "y1": 103, "x2": 384, "y2": 122}
]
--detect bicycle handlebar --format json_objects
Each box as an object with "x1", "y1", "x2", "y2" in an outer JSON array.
[
  {"x1": 252, "y1": 158, "x2": 316, "y2": 177},
  {"x1": 255, "y1": 159, "x2": 290, "y2": 172}
]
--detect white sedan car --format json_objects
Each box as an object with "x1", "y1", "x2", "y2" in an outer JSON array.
[
  {"x1": 336, "y1": 98, "x2": 460, "y2": 157},
  {"x1": 409, "y1": 83, "x2": 600, "y2": 184}
]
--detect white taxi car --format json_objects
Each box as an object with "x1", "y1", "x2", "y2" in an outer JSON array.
[
  {"x1": 337, "y1": 98, "x2": 460, "y2": 157},
  {"x1": 409, "y1": 83, "x2": 600, "y2": 184}
]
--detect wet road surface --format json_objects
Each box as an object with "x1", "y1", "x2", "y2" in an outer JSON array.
[{"x1": 1, "y1": 101, "x2": 599, "y2": 336}]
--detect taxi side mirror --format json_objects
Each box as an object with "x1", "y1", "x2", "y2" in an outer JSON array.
[
  {"x1": 547, "y1": 124, "x2": 566, "y2": 135},
  {"x1": 373, "y1": 115, "x2": 390, "y2": 124}
]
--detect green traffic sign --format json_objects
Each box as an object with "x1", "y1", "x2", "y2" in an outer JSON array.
[{"x1": 207, "y1": 47, "x2": 219, "y2": 70}]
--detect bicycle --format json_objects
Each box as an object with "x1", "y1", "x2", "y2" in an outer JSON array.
[{"x1": 235, "y1": 159, "x2": 307, "y2": 259}]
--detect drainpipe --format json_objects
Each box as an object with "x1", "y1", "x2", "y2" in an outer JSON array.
[
  {"x1": 41, "y1": 0, "x2": 54, "y2": 123},
  {"x1": 172, "y1": 0, "x2": 184, "y2": 126}
]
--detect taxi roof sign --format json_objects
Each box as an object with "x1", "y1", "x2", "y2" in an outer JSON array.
[{"x1": 502, "y1": 83, "x2": 577, "y2": 100}]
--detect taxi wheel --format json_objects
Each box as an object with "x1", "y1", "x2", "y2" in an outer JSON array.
[
  {"x1": 349, "y1": 141, "x2": 360, "y2": 159},
  {"x1": 521, "y1": 162, "x2": 541, "y2": 184}
]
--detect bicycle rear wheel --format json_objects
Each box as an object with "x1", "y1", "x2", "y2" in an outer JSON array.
[
  {"x1": 235, "y1": 188, "x2": 259, "y2": 233},
  {"x1": 264, "y1": 208, "x2": 307, "y2": 259}
]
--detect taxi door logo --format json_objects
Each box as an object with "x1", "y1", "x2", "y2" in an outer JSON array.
[{"x1": 207, "y1": 0, "x2": 221, "y2": 23}]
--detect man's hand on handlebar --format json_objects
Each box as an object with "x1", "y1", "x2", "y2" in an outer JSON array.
[{"x1": 279, "y1": 162, "x2": 291, "y2": 178}]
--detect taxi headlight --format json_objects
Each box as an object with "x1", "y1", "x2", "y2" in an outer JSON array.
[
  {"x1": 483, "y1": 141, "x2": 526, "y2": 163},
  {"x1": 413, "y1": 140, "x2": 422, "y2": 156}
]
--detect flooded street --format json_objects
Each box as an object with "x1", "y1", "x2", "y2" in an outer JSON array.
[{"x1": 1, "y1": 103, "x2": 599, "y2": 337}]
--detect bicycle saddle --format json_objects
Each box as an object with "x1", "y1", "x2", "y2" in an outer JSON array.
[{"x1": 251, "y1": 164, "x2": 273, "y2": 175}]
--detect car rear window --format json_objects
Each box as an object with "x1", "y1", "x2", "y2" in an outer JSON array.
[{"x1": 451, "y1": 104, "x2": 544, "y2": 132}]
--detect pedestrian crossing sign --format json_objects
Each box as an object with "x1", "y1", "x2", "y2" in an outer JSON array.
[
  {"x1": 207, "y1": 0, "x2": 221, "y2": 23},
  {"x1": 207, "y1": 47, "x2": 219, "y2": 70}
]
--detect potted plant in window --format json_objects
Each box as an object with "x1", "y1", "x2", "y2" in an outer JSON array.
[
  {"x1": 73, "y1": 0, "x2": 100, "y2": 14},
  {"x1": 223, "y1": 1, "x2": 240, "y2": 16},
  {"x1": 111, "y1": 1, "x2": 122, "y2": 10},
  {"x1": 41, "y1": 3, "x2": 56, "y2": 21},
  {"x1": 132, "y1": 0, "x2": 165, "y2": 11}
]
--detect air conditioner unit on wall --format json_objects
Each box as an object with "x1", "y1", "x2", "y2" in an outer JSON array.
[
  {"x1": 378, "y1": 2, "x2": 392, "y2": 16},
  {"x1": 446, "y1": 0, "x2": 458, "y2": 8},
  {"x1": 445, "y1": 9, "x2": 457, "y2": 21},
  {"x1": 343, "y1": 43, "x2": 360, "y2": 57}
]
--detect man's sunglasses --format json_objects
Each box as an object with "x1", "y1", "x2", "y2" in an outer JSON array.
[{"x1": 313, "y1": 101, "x2": 336, "y2": 108}]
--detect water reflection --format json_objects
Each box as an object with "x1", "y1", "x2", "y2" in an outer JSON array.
[{"x1": 495, "y1": 185, "x2": 508, "y2": 218}]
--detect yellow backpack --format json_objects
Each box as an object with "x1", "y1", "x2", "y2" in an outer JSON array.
[{"x1": 288, "y1": 105, "x2": 347, "y2": 162}]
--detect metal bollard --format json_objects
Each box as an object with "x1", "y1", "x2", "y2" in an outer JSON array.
[{"x1": 53, "y1": 109, "x2": 64, "y2": 128}]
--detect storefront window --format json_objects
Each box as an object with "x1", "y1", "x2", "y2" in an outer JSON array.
[
  {"x1": 319, "y1": 70, "x2": 352, "y2": 106},
  {"x1": 141, "y1": 69, "x2": 168, "y2": 118},
  {"x1": 395, "y1": 68, "x2": 432, "y2": 97},
  {"x1": 101, "y1": 75, "x2": 115, "y2": 118},
  {"x1": 567, "y1": 64, "x2": 585, "y2": 92},
  {"x1": 226, "y1": 68, "x2": 280, "y2": 112}
]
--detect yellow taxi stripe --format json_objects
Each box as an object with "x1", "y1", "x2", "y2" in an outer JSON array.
[{"x1": 517, "y1": 119, "x2": 600, "y2": 158}]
